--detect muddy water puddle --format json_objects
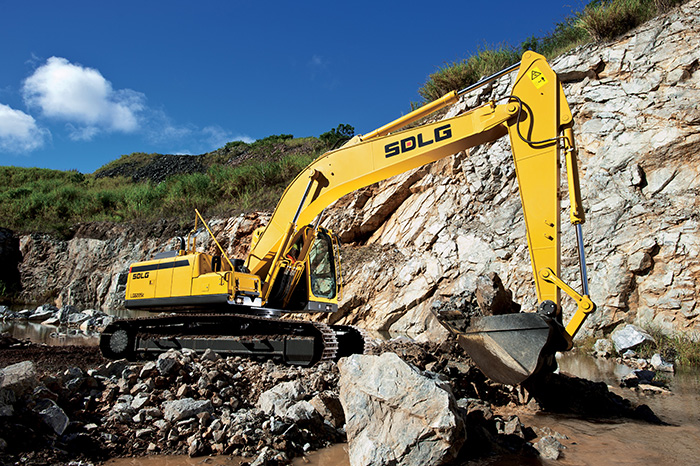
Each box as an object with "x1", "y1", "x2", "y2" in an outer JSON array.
[
  {"x1": 520, "y1": 352, "x2": 700, "y2": 465},
  {"x1": 0, "y1": 321, "x2": 98, "y2": 346}
]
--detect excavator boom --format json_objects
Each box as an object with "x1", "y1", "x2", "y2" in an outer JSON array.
[
  {"x1": 103, "y1": 52, "x2": 595, "y2": 384},
  {"x1": 246, "y1": 51, "x2": 595, "y2": 383}
]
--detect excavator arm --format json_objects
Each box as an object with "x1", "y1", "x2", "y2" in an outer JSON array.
[
  {"x1": 247, "y1": 51, "x2": 596, "y2": 383},
  {"x1": 106, "y1": 52, "x2": 595, "y2": 381}
]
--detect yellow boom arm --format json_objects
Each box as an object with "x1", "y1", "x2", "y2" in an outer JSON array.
[{"x1": 246, "y1": 51, "x2": 594, "y2": 338}]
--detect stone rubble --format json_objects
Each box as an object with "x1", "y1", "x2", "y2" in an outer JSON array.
[{"x1": 0, "y1": 334, "x2": 665, "y2": 465}]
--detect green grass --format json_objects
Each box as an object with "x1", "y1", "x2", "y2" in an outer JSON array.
[
  {"x1": 417, "y1": 0, "x2": 688, "y2": 103},
  {"x1": 0, "y1": 136, "x2": 325, "y2": 236},
  {"x1": 637, "y1": 326, "x2": 700, "y2": 368}
]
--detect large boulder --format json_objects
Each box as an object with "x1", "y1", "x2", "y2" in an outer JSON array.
[
  {"x1": 36, "y1": 399, "x2": 70, "y2": 435},
  {"x1": 162, "y1": 398, "x2": 213, "y2": 422},
  {"x1": 0, "y1": 361, "x2": 38, "y2": 401},
  {"x1": 611, "y1": 324, "x2": 656, "y2": 353},
  {"x1": 257, "y1": 380, "x2": 305, "y2": 417},
  {"x1": 338, "y1": 352, "x2": 464, "y2": 466}
]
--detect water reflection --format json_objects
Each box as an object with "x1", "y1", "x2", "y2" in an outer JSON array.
[
  {"x1": 557, "y1": 350, "x2": 634, "y2": 382},
  {"x1": 1, "y1": 306, "x2": 155, "y2": 347},
  {"x1": 0, "y1": 321, "x2": 98, "y2": 346}
]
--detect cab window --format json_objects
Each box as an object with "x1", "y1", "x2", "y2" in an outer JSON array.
[{"x1": 308, "y1": 232, "x2": 337, "y2": 299}]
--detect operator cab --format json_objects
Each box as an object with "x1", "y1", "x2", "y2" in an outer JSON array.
[{"x1": 267, "y1": 226, "x2": 341, "y2": 313}]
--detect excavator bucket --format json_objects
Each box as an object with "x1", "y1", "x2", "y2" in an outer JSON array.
[{"x1": 437, "y1": 311, "x2": 570, "y2": 385}]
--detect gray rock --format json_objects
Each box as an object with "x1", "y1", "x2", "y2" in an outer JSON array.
[
  {"x1": 131, "y1": 393, "x2": 150, "y2": 410},
  {"x1": 257, "y1": 380, "x2": 304, "y2": 417},
  {"x1": 534, "y1": 436, "x2": 565, "y2": 460},
  {"x1": 309, "y1": 391, "x2": 345, "y2": 428},
  {"x1": 162, "y1": 398, "x2": 213, "y2": 422},
  {"x1": 284, "y1": 400, "x2": 319, "y2": 424},
  {"x1": 35, "y1": 304, "x2": 58, "y2": 314},
  {"x1": 338, "y1": 352, "x2": 464, "y2": 466},
  {"x1": 611, "y1": 324, "x2": 655, "y2": 353},
  {"x1": 650, "y1": 353, "x2": 674, "y2": 372},
  {"x1": 0, "y1": 404, "x2": 14, "y2": 417},
  {"x1": 0, "y1": 361, "x2": 38, "y2": 401},
  {"x1": 37, "y1": 399, "x2": 70, "y2": 435},
  {"x1": 201, "y1": 348, "x2": 220, "y2": 362},
  {"x1": 97, "y1": 359, "x2": 129, "y2": 378},
  {"x1": 41, "y1": 317, "x2": 60, "y2": 326},
  {"x1": 621, "y1": 369, "x2": 656, "y2": 388},
  {"x1": 628, "y1": 251, "x2": 653, "y2": 274},
  {"x1": 250, "y1": 446, "x2": 275, "y2": 466},
  {"x1": 156, "y1": 353, "x2": 181, "y2": 376},
  {"x1": 57, "y1": 305, "x2": 79, "y2": 323},
  {"x1": 139, "y1": 361, "x2": 157, "y2": 379},
  {"x1": 66, "y1": 313, "x2": 90, "y2": 325},
  {"x1": 28, "y1": 309, "x2": 55, "y2": 321},
  {"x1": 593, "y1": 338, "x2": 614, "y2": 358},
  {"x1": 475, "y1": 272, "x2": 518, "y2": 316}
]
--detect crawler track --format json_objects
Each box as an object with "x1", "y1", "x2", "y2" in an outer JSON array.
[{"x1": 100, "y1": 313, "x2": 368, "y2": 366}]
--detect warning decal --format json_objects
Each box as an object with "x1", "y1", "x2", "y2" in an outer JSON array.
[{"x1": 529, "y1": 66, "x2": 548, "y2": 89}]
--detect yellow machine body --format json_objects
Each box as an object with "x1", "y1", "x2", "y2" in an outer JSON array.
[{"x1": 119, "y1": 52, "x2": 596, "y2": 383}]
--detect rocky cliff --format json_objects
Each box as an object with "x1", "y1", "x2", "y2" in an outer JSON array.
[
  {"x1": 12, "y1": 0, "x2": 700, "y2": 342},
  {"x1": 321, "y1": 0, "x2": 700, "y2": 341}
]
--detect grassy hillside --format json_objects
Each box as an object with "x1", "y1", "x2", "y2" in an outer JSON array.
[{"x1": 0, "y1": 132, "x2": 344, "y2": 236}]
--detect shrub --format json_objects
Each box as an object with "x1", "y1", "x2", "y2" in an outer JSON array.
[
  {"x1": 578, "y1": 0, "x2": 655, "y2": 40},
  {"x1": 319, "y1": 124, "x2": 355, "y2": 149},
  {"x1": 419, "y1": 46, "x2": 520, "y2": 103},
  {"x1": 638, "y1": 326, "x2": 700, "y2": 367}
]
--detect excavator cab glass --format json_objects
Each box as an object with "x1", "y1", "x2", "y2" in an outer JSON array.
[{"x1": 308, "y1": 230, "x2": 337, "y2": 300}]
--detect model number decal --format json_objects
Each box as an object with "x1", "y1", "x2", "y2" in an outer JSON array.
[
  {"x1": 384, "y1": 124, "x2": 452, "y2": 158},
  {"x1": 132, "y1": 272, "x2": 150, "y2": 279},
  {"x1": 130, "y1": 292, "x2": 144, "y2": 298}
]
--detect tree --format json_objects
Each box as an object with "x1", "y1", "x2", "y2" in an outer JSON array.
[{"x1": 320, "y1": 124, "x2": 355, "y2": 148}]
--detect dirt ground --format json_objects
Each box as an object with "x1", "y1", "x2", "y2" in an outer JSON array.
[{"x1": 0, "y1": 343, "x2": 107, "y2": 378}]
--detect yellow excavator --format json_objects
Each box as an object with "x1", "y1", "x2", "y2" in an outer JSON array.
[{"x1": 100, "y1": 51, "x2": 596, "y2": 385}]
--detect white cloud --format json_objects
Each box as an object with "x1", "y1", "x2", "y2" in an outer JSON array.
[
  {"x1": 309, "y1": 54, "x2": 327, "y2": 68},
  {"x1": 22, "y1": 57, "x2": 145, "y2": 140},
  {"x1": 0, "y1": 103, "x2": 50, "y2": 152}
]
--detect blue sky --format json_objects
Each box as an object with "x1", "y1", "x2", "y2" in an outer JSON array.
[{"x1": 0, "y1": 0, "x2": 585, "y2": 173}]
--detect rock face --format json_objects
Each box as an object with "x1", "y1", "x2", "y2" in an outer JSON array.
[
  {"x1": 321, "y1": 0, "x2": 700, "y2": 340},
  {"x1": 0, "y1": 227, "x2": 21, "y2": 294},
  {"x1": 338, "y1": 352, "x2": 464, "y2": 466}
]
